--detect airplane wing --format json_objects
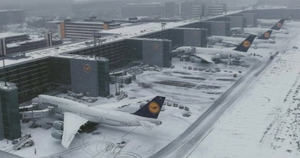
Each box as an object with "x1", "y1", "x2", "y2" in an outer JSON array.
[
  {"x1": 193, "y1": 54, "x2": 214, "y2": 63},
  {"x1": 62, "y1": 112, "x2": 88, "y2": 148}
]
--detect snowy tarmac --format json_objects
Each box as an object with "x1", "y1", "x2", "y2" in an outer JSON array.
[{"x1": 187, "y1": 21, "x2": 300, "y2": 158}]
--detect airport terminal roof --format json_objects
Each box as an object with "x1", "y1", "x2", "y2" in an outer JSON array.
[
  {"x1": 0, "y1": 10, "x2": 242, "y2": 68},
  {"x1": 0, "y1": 19, "x2": 199, "y2": 67},
  {"x1": 0, "y1": 32, "x2": 27, "y2": 39}
]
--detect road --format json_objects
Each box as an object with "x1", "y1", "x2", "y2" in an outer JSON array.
[{"x1": 148, "y1": 56, "x2": 275, "y2": 158}]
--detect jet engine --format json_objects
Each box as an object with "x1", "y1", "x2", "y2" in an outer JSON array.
[
  {"x1": 51, "y1": 129, "x2": 63, "y2": 140},
  {"x1": 53, "y1": 121, "x2": 63, "y2": 130},
  {"x1": 51, "y1": 121, "x2": 64, "y2": 140}
]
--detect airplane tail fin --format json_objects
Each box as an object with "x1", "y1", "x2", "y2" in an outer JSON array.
[
  {"x1": 234, "y1": 34, "x2": 256, "y2": 52},
  {"x1": 258, "y1": 30, "x2": 273, "y2": 39},
  {"x1": 133, "y1": 96, "x2": 165, "y2": 119},
  {"x1": 271, "y1": 19, "x2": 285, "y2": 30}
]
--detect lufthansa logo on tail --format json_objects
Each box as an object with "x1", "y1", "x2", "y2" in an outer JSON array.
[
  {"x1": 264, "y1": 32, "x2": 270, "y2": 38},
  {"x1": 149, "y1": 102, "x2": 160, "y2": 114},
  {"x1": 83, "y1": 64, "x2": 92, "y2": 73},
  {"x1": 277, "y1": 23, "x2": 282, "y2": 28},
  {"x1": 243, "y1": 40, "x2": 251, "y2": 48}
]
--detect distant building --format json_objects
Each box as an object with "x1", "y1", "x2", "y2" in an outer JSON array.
[
  {"x1": 121, "y1": 3, "x2": 164, "y2": 18},
  {"x1": 0, "y1": 33, "x2": 29, "y2": 44},
  {"x1": 207, "y1": 3, "x2": 227, "y2": 16},
  {"x1": 58, "y1": 20, "x2": 121, "y2": 40},
  {"x1": 288, "y1": 0, "x2": 300, "y2": 8},
  {"x1": 0, "y1": 32, "x2": 62, "y2": 56},
  {"x1": 180, "y1": 1, "x2": 227, "y2": 18},
  {"x1": 0, "y1": 10, "x2": 25, "y2": 26},
  {"x1": 164, "y1": 2, "x2": 180, "y2": 18},
  {"x1": 180, "y1": 1, "x2": 208, "y2": 18}
]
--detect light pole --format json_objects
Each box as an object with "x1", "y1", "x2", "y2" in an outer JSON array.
[{"x1": 2, "y1": 57, "x2": 7, "y2": 86}]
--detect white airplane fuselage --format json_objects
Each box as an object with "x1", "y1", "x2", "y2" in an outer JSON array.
[
  {"x1": 175, "y1": 46, "x2": 246, "y2": 59},
  {"x1": 38, "y1": 95, "x2": 161, "y2": 127},
  {"x1": 209, "y1": 36, "x2": 275, "y2": 45},
  {"x1": 244, "y1": 27, "x2": 288, "y2": 35}
]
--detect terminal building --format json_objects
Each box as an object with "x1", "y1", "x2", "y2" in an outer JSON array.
[
  {"x1": 0, "y1": 32, "x2": 62, "y2": 56},
  {"x1": 58, "y1": 20, "x2": 121, "y2": 40}
]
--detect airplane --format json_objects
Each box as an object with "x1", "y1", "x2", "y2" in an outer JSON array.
[
  {"x1": 244, "y1": 19, "x2": 286, "y2": 35},
  {"x1": 271, "y1": 19, "x2": 285, "y2": 30},
  {"x1": 257, "y1": 19, "x2": 282, "y2": 27},
  {"x1": 37, "y1": 95, "x2": 165, "y2": 148},
  {"x1": 208, "y1": 30, "x2": 274, "y2": 47},
  {"x1": 173, "y1": 34, "x2": 256, "y2": 63}
]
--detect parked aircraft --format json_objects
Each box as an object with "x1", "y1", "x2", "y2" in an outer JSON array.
[
  {"x1": 173, "y1": 35, "x2": 256, "y2": 63},
  {"x1": 244, "y1": 19, "x2": 286, "y2": 34},
  {"x1": 209, "y1": 30, "x2": 274, "y2": 47},
  {"x1": 37, "y1": 95, "x2": 165, "y2": 148}
]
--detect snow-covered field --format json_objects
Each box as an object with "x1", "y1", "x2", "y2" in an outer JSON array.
[{"x1": 188, "y1": 21, "x2": 300, "y2": 158}]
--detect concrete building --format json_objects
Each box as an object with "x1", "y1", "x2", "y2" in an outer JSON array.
[
  {"x1": 171, "y1": 28, "x2": 208, "y2": 47},
  {"x1": 0, "y1": 92, "x2": 3, "y2": 140},
  {"x1": 70, "y1": 57, "x2": 110, "y2": 97},
  {"x1": 58, "y1": 20, "x2": 121, "y2": 40},
  {"x1": 0, "y1": 39, "x2": 6, "y2": 56},
  {"x1": 207, "y1": 3, "x2": 227, "y2": 16},
  {"x1": 0, "y1": 33, "x2": 29, "y2": 44},
  {"x1": 127, "y1": 38, "x2": 172, "y2": 67},
  {"x1": 0, "y1": 82, "x2": 21, "y2": 140},
  {"x1": 228, "y1": 15, "x2": 246, "y2": 28},
  {"x1": 0, "y1": 10, "x2": 25, "y2": 26},
  {"x1": 164, "y1": 2, "x2": 180, "y2": 18},
  {"x1": 0, "y1": 32, "x2": 62, "y2": 56},
  {"x1": 196, "y1": 21, "x2": 231, "y2": 36},
  {"x1": 6, "y1": 39, "x2": 62, "y2": 55},
  {"x1": 181, "y1": 1, "x2": 204, "y2": 18},
  {"x1": 45, "y1": 32, "x2": 53, "y2": 47},
  {"x1": 242, "y1": 12, "x2": 257, "y2": 27}
]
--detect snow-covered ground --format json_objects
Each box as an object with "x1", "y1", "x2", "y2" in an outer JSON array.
[
  {"x1": 0, "y1": 48, "x2": 255, "y2": 157},
  {"x1": 1, "y1": 59, "x2": 250, "y2": 158},
  {"x1": 188, "y1": 21, "x2": 300, "y2": 158},
  {"x1": 0, "y1": 19, "x2": 295, "y2": 158}
]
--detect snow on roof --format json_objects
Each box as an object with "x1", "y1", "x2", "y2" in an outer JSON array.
[
  {"x1": 0, "y1": 10, "x2": 244, "y2": 68},
  {"x1": 102, "y1": 19, "x2": 199, "y2": 38},
  {"x1": 0, "y1": 32, "x2": 27, "y2": 39},
  {"x1": 65, "y1": 21, "x2": 104, "y2": 25},
  {"x1": 0, "y1": 41, "x2": 88, "y2": 67}
]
